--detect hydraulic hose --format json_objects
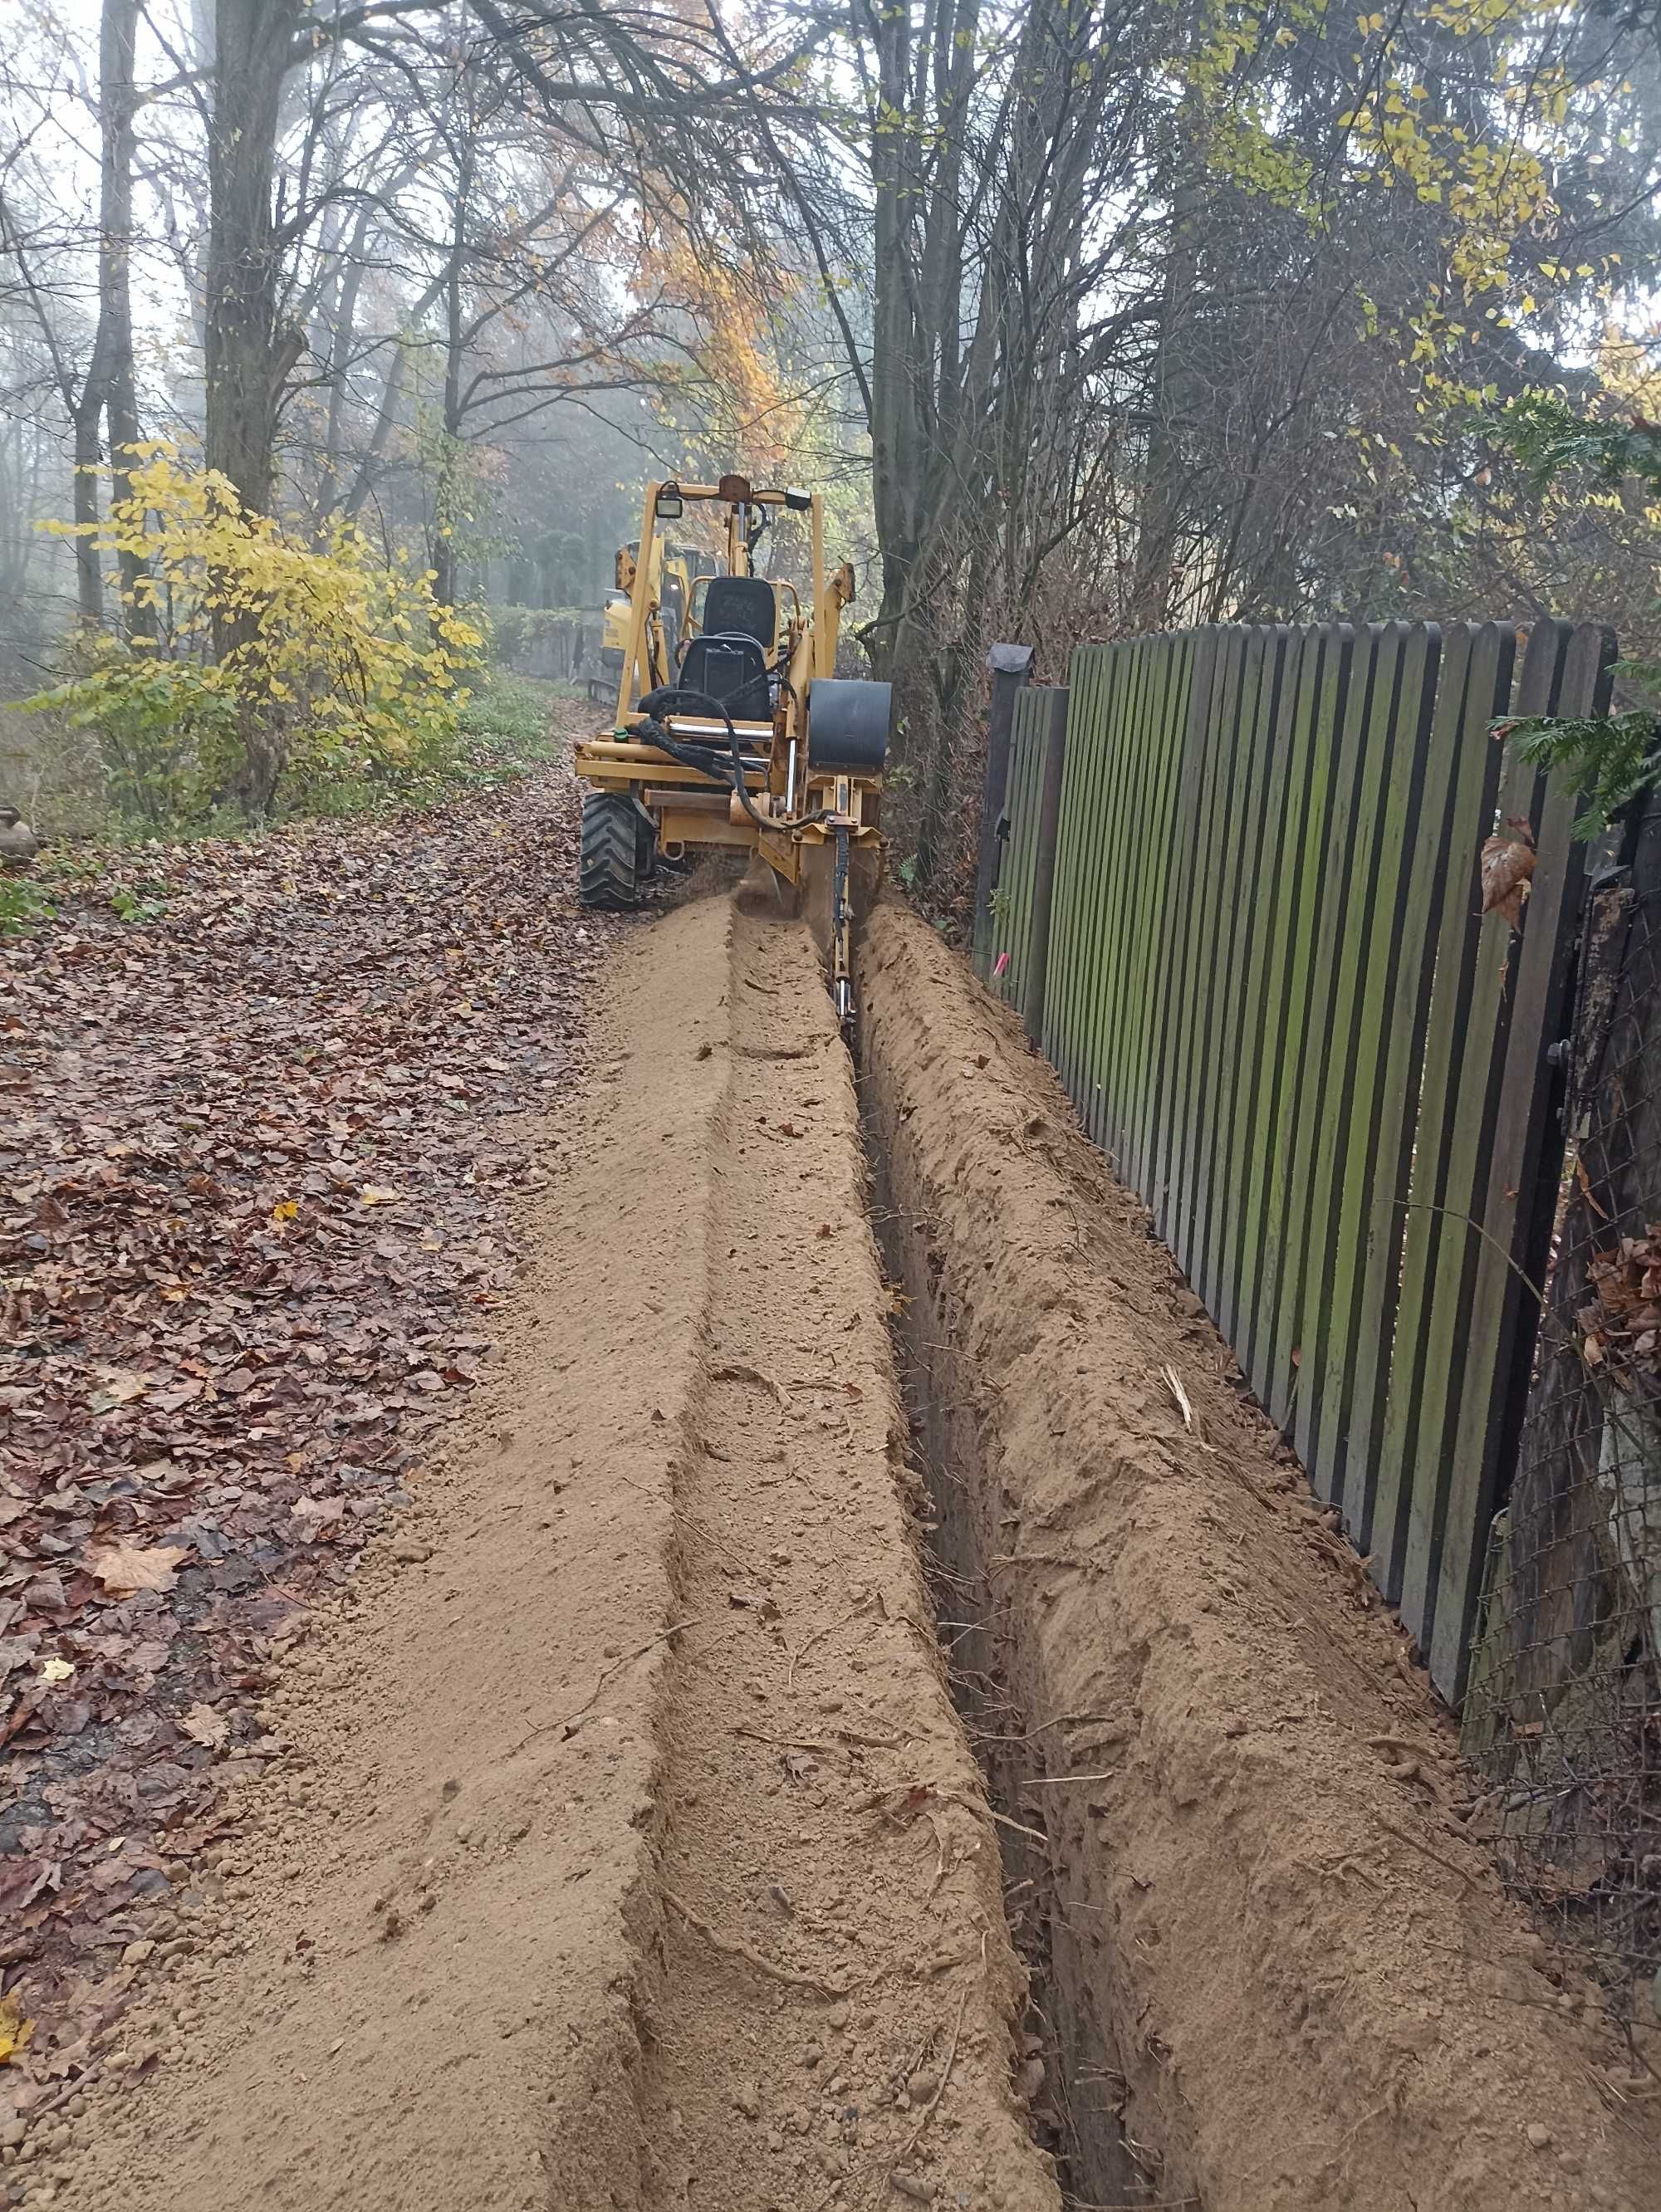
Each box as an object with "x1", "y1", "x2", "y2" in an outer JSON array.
[{"x1": 632, "y1": 683, "x2": 830, "y2": 834}]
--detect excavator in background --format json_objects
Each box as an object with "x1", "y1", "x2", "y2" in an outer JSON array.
[
  {"x1": 595, "y1": 536, "x2": 720, "y2": 698},
  {"x1": 573, "y1": 474, "x2": 889, "y2": 1025}
]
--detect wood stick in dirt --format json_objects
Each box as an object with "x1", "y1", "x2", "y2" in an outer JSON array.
[
  {"x1": 662, "y1": 1886, "x2": 844, "y2": 1996},
  {"x1": 889, "y1": 1977, "x2": 973, "y2": 2182},
  {"x1": 1373, "y1": 1814, "x2": 1474, "y2": 1895},
  {"x1": 1022, "y1": 1769, "x2": 1123, "y2": 1788},
  {"x1": 787, "y1": 1595, "x2": 871, "y2": 1688},
  {"x1": 508, "y1": 1615, "x2": 710, "y2": 1757}
]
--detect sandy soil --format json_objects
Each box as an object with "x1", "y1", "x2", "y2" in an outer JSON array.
[
  {"x1": 31, "y1": 867, "x2": 1661, "y2": 2212},
  {"x1": 858, "y1": 899, "x2": 1661, "y2": 2212},
  {"x1": 57, "y1": 893, "x2": 1055, "y2": 2212}
]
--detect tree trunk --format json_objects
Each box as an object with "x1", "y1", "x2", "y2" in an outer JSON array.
[
  {"x1": 100, "y1": 0, "x2": 152, "y2": 635},
  {"x1": 1129, "y1": 175, "x2": 1201, "y2": 635},
  {"x1": 71, "y1": 371, "x2": 109, "y2": 629},
  {"x1": 865, "y1": 0, "x2": 920, "y2": 692},
  {"x1": 432, "y1": 141, "x2": 471, "y2": 610},
  {"x1": 205, "y1": 0, "x2": 301, "y2": 816},
  {"x1": 205, "y1": 0, "x2": 302, "y2": 516}
]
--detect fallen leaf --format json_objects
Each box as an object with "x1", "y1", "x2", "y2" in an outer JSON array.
[
  {"x1": 0, "y1": 714, "x2": 604, "y2": 2063},
  {"x1": 84, "y1": 1537, "x2": 183, "y2": 1596},
  {"x1": 179, "y1": 1702, "x2": 229, "y2": 1750},
  {"x1": 1480, "y1": 816, "x2": 1536, "y2": 930},
  {"x1": 0, "y1": 1991, "x2": 34, "y2": 2064},
  {"x1": 1575, "y1": 1157, "x2": 1610, "y2": 1222},
  {"x1": 88, "y1": 1368, "x2": 148, "y2": 1412},
  {"x1": 38, "y1": 1658, "x2": 75, "y2": 1685}
]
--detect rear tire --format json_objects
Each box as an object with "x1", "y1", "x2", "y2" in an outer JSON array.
[{"x1": 579, "y1": 791, "x2": 649, "y2": 910}]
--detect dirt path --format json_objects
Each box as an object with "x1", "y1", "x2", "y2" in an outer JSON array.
[
  {"x1": 0, "y1": 732, "x2": 610, "y2": 2064},
  {"x1": 630, "y1": 901, "x2": 1053, "y2": 2210},
  {"x1": 58, "y1": 893, "x2": 1054, "y2": 2212},
  {"x1": 27, "y1": 855, "x2": 1661, "y2": 2212}
]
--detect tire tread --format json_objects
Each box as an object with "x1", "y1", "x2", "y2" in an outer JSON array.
[{"x1": 578, "y1": 792, "x2": 644, "y2": 910}]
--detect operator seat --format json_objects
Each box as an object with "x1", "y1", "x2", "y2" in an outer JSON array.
[{"x1": 679, "y1": 575, "x2": 777, "y2": 723}]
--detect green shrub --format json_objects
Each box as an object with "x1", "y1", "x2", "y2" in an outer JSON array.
[
  {"x1": 26, "y1": 645, "x2": 241, "y2": 830},
  {"x1": 486, "y1": 604, "x2": 587, "y2": 668},
  {"x1": 0, "y1": 878, "x2": 53, "y2": 937}
]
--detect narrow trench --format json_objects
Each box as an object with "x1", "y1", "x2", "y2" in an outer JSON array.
[
  {"x1": 856, "y1": 1060, "x2": 1164, "y2": 2212},
  {"x1": 630, "y1": 908, "x2": 1076, "y2": 2212}
]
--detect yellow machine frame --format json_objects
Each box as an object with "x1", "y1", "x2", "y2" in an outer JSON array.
[{"x1": 574, "y1": 473, "x2": 886, "y2": 1017}]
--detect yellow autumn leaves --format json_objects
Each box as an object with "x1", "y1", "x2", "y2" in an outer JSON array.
[
  {"x1": 1181, "y1": 0, "x2": 1598, "y2": 319},
  {"x1": 36, "y1": 445, "x2": 484, "y2": 803}
]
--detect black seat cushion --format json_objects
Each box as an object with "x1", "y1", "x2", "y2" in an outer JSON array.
[
  {"x1": 700, "y1": 575, "x2": 777, "y2": 650},
  {"x1": 679, "y1": 634, "x2": 771, "y2": 724}
]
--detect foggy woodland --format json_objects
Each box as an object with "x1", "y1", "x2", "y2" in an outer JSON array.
[{"x1": 2, "y1": 0, "x2": 1660, "y2": 893}]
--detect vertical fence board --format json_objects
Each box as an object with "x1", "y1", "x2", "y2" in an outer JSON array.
[
  {"x1": 1309, "y1": 626, "x2": 1441, "y2": 1505},
  {"x1": 1185, "y1": 630, "x2": 1259, "y2": 1298},
  {"x1": 1044, "y1": 648, "x2": 1099, "y2": 1103},
  {"x1": 1224, "y1": 629, "x2": 1308, "y2": 1366},
  {"x1": 1146, "y1": 630, "x2": 1221, "y2": 1237},
  {"x1": 1110, "y1": 638, "x2": 1166, "y2": 1163},
  {"x1": 1189, "y1": 629, "x2": 1271, "y2": 1314},
  {"x1": 1369, "y1": 625, "x2": 1518, "y2": 1605},
  {"x1": 992, "y1": 688, "x2": 1051, "y2": 1014},
  {"x1": 1238, "y1": 629, "x2": 1329, "y2": 1408},
  {"x1": 1266, "y1": 628, "x2": 1364, "y2": 1442},
  {"x1": 1167, "y1": 632, "x2": 1246, "y2": 1277},
  {"x1": 1066, "y1": 645, "x2": 1105, "y2": 1132},
  {"x1": 1021, "y1": 688, "x2": 1071, "y2": 1045},
  {"x1": 1296, "y1": 625, "x2": 1416, "y2": 1492},
  {"x1": 1210, "y1": 629, "x2": 1291, "y2": 1342},
  {"x1": 1394, "y1": 627, "x2": 1580, "y2": 1643},
  {"x1": 1340, "y1": 624, "x2": 1480, "y2": 1550},
  {"x1": 1123, "y1": 637, "x2": 1191, "y2": 1193},
  {"x1": 1088, "y1": 639, "x2": 1146, "y2": 1153},
  {"x1": 1417, "y1": 624, "x2": 1615, "y2": 1692},
  {"x1": 1100, "y1": 644, "x2": 1151, "y2": 1148},
  {"x1": 1068, "y1": 650, "x2": 1112, "y2": 1139},
  {"x1": 1250, "y1": 629, "x2": 1355, "y2": 1427}
]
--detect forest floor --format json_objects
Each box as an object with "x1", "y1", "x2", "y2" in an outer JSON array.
[
  {"x1": 0, "y1": 703, "x2": 611, "y2": 2080},
  {"x1": 2, "y1": 713, "x2": 1659, "y2": 2212}
]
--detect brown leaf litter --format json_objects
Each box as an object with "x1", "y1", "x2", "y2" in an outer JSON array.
[{"x1": 0, "y1": 712, "x2": 611, "y2": 2118}]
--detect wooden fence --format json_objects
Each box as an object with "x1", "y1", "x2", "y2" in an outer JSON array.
[{"x1": 978, "y1": 619, "x2": 1617, "y2": 1698}]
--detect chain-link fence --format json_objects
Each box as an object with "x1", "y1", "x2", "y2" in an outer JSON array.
[{"x1": 1465, "y1": 814, "x2": 1661, "y2": 2038}]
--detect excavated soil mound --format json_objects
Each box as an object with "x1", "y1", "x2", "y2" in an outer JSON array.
[
  {"x1": 64, "y1": 893, "x2": 1056, "y2": 2212},
  {"x1": 858, "y1": 900, "x2": 1661, "y2": 2212}
]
